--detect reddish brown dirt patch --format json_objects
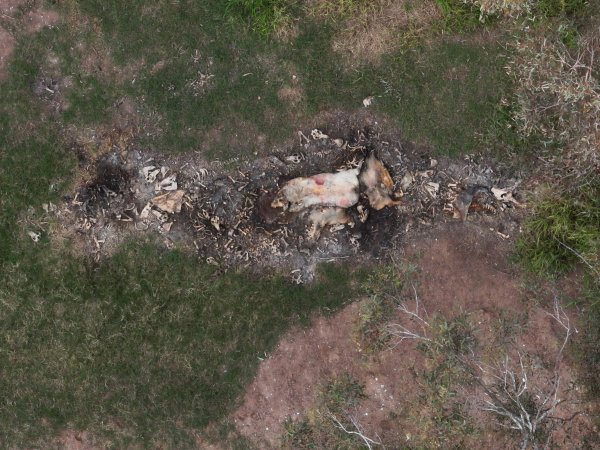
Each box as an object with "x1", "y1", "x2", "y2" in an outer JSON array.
[
  {"x1": 233, "y1": 222, "x2": 596, "y2": 448},
  {"x1": 408, "y1": 221, "x2": 523, "y2": 318},
  {"x1": 0, "y1": 26, "x2": 15, "y2": 80},
  {"x1": 24, "y1": 8, "x2": 60, "y2": 34},
  {"x1": 0, "y1": 0, "x2": 24, "y2": 15},
  {"x1": 232, "y1": 301, "x2": 425, "y2": 448},
  {"x1": 57, "y1": 430, "x2": 97, "y2": 450}
]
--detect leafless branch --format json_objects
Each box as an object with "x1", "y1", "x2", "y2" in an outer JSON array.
[
  {"x1": 385, "y1": 284, "x2": 436, "y2": 348},
  {"x1": 329, "y1": 413, "x2": 381, "y2": 449},
  {"x1": 472, "y1": 297, "x2": 576, "y2": 449}
]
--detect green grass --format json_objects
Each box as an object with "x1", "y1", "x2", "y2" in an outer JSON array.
[
  {"x1": 0, "y1": 13, "x2": 364, "y2": 446},
  {"x1": 24, "y1": 0, "x2": 508, "y2": 158},
  {"x1": 516, "y1": 182, "x2": 600, "y2": 277},
  {"x1": 0, "y1": 241, "x2": 360, "y2": 447}
]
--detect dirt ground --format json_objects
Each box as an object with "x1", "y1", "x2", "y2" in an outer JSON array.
[
  {"x1": 232, "y1": 222, "x2": 596, "y2": 449},
  {"x1": 0, "y1": 26, "x2": 15, "y2": 80}
]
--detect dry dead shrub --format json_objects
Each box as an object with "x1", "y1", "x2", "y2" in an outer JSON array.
[{"x1": 509, "y1": 28, "x2": 600, "y2": 180}]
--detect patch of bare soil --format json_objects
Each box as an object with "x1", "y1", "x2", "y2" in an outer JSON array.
[
  {"x1": 0, "y1": 26, "x2": 15, "y2": 80},
  {"x1": 232, "y1": 223, "x2": 597, "y2": 448},
  {"x1": 42, "y1": 114, "x2": 524, "y2": 281},
  {"x1": 0, "y1": 0, "x2": 24, "y2": 15},
  {"x1": 24, "y1": 8, "x2": 60, "y2": 34},
  {"x1": 57, "y1": 430, "x2": 97, "y2": 450},
  {"x1": 232, "y1": 301, "x2": 426, "y2": 448},
  {"x1": 330, "y1": 0, "x2": 441, "y2": 65}
]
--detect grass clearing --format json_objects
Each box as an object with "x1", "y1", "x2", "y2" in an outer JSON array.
[
  {"x1": 20, "y1": 1, "x2": 510, "y2": 158},
  {"x1": 0, "y1": 241, "x2": 361, "y2": 447}
]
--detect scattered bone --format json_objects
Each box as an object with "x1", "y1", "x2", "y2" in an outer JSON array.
[
  {"x1": 359, "y1": 153, "x2": 402, "y2": 210},
  {"x1": 285, "y1": 154, "x2": 303, "y2": 164},
  {"x1": 357, "y1": 204, "x2": 369, "y2": 223},
  {"x1": 333, "y1": 138, "x2": 345, "y2": 148},
  {"x1": 151, "y1": 190, "x2": 185, "y2": 214},
  {"x1": 307, "y1": 207, "x2": 353, "y2": 241},
  {"x1": 430, "y1": 159, "x2": 438, "y2": 168},
  {"x1": 210, "y1": 216, "x2": 221, "y2": 231},
  {"x1": 27, "y1": 231, "x2": 41, "y2": 242},
  {"x1": 492, "y1": 187, "x2": 523, "y2": 207},
  {"x1": 42, "y1": 202, "x2": 57, "y2": 214},
  {"x1": 298, "y1": 130, "x2": 310, "y2": 145},
  {"x1": 140, "y1": 203, "x2": 152, "y2": 219},
  {"x1": 453, "y1": 185, "x2": 492, "y2": 221},
  {"x1": 400, "y1": 173, "x2": 414, "y2": 191},
  {"x1": 155, "y1": 174, "x2": 177, "y2": 192},
  {"x1": 362, "y1": 96, "x2": 374, "y2": 107},
  {"x1": 271, "y1": 167, "x2": 361, "y2": 212},
  {"x1": 143, "y1": 166, "x2": 160, "y2": 183},
  {"x1": 310, "y1": 129, "x2": 328, "y2": 140},
  {"x1": 151, "y1": 209, "x2": 169, "y2": 223},
  {"x1": 424, "y1": 182, "x2": 439, "y2": 198}
]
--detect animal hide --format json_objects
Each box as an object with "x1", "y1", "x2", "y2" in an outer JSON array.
[
  {"x1": 271, "y1": 167, "x2": 360, "y2": 212},
  {"x1": 307, "y1": 207, "x2": 354, "y2": 240},
  {"x1": 359, "y1": 153, "x2": 402, "y2": 210}
]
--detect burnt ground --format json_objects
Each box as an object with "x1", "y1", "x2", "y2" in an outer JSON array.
[
  {"x1": 47, "y1": 112, "x2": 525, "y2": 283},
  {"x1": 232, "y1": 223, "x2": 597, "y2": 449}
]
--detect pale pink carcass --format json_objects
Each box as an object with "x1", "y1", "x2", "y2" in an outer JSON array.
[{"x1": 271, "y1": 167, "x2": 360, "y2": 212}]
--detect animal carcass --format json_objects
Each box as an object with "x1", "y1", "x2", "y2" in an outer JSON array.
[
  {"x1": 271, "y1": 167, "x2": 361, "y2": 212},
  {"x1": 307, "y1": 207, "x2": 354, "y2": 240},
  {"x1": 359, "y1": 153, "x2": 402, "y2": 210}
]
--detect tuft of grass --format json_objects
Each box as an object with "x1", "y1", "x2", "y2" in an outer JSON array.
[
  {"x1": 319, "y1": 372, "x2": 366, "y2": 413},
  {"x1": 225, "y1": 0, "x2": 296, "y2": 37},
  {"x1": 434, "y1": 0, "x2": 485, "y2": 32},
  {"x1": 516, "y1": 182, "x2": 600, "y2": 277}
]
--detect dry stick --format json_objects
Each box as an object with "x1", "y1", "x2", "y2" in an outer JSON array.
[
  {"x1": 328, "y1": 414, "x2": 381, "y2": 449},
  {"x1": 389, "y1": 287, "x2": 582, "y2": 449},
  {"x1": 554, "y1": 237, "x2": 600, "y2": 281}
]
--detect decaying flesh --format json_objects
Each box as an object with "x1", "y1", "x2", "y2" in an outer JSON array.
[
  {"x1": 453, "y1": 185, "x2": 493, "y2": 221},
  {"x1": 271, "y1": 166, "x2": 361, "y2": 212},
  {"x1": 307, "y1": 207, "x2": 354, "y2": 240},
  {"x1": 359, "y1": 152, "x2": 402, "y2": 210}
]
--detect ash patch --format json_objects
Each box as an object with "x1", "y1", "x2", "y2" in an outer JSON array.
[{"x1": 53, "y1": 122, "x2": 524, "y2": 280}]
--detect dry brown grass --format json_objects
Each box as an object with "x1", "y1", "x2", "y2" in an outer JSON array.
[
  {"x1": 326, "y1": 0, "x2": 441, "y2": 66},
  {"x1": 509, "y1": 26, "x2": 600, "y2": 180},
  {"x1": 465, "y1": 0, "x2": 534, "y2": 20}
]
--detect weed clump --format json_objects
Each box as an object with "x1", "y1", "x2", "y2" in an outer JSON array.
[
  {"x1": 516, "y1": 183, "x2": 600, "y2": 277},
  {"x1": 225, "y1": 0, "x2": 296, "y2": 36}
]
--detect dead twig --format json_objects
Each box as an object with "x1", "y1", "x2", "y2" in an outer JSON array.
[{"x1": 329, "y1": 413, "x2": 381, "y2": 449}]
